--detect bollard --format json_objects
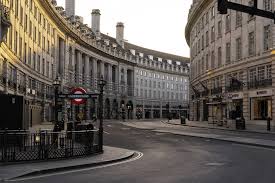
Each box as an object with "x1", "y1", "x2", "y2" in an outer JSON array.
[{"x1": 267, "y1": 117, "x2": 271, "y2": 131}]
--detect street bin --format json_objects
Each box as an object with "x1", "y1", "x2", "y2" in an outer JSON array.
[
  {"x1": 180, "y1": 116, "x2": 186, "y2": 125},
  {"x1": 236, "y1": 117, "x2": 245, "y2": 130}
]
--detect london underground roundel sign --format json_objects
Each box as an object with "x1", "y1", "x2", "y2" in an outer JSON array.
[{"x1": 71, "y1": 87, "x2": 87, "y2": 105}]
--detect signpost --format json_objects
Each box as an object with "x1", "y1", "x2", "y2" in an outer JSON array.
[{"x1": 71, "y1": 87, "x2": 87, "y2": 105}]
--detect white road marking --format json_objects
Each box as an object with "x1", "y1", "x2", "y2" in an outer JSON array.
[
  {"x1": 7, "y1": 152, "x2": 143, "y2": 182},
  {"x1": 232, "y1": 143, "x2": 275, "y2": 151},
  {"x1": 103, "y1": 131, "x2": 110, "y2": 134},
  {"x1": 205, "y1": 162, "x2": 225, "y2": 166}
]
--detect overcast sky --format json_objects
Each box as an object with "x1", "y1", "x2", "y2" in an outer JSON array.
[{"x1": 56, "y1": 0, "x2": 192, "y2": 57}]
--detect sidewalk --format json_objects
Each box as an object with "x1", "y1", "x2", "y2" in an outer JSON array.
[
  {"x1": 122, "y1": 121, "x2": 275, "y2": 149},
  {"x1": 167, "y1": 119, "x2": 275, "y2": 135},
  {"x1": 0, "y1": 146, "x2": 135, "y2": 181}
]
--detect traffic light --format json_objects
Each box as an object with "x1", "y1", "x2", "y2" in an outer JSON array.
[{"x1": 218, "y1": 0, "x2": 228, "y2": 14}]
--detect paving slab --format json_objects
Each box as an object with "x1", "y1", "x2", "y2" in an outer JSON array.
[{"x1": 0, "y1": 146, "x2": 135, "y2": 181}]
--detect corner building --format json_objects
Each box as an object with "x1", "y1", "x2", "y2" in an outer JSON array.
[
  {"x1": 185, "y1": 0, "x2": 275, "y2": 130},
  {"x1": 0, "y1": 0, "x2": 189, "y2": 129}
]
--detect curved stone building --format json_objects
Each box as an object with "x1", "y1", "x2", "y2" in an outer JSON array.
[
  {"x1": 0, "y1": 0, "x2": 189, "y2": 129},
  {"x1": 185, "y1": 0, "x2": 275, "y2": 130}
]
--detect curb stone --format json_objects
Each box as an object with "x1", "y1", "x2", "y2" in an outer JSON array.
[{"x1": 9, "y1": 151, "x2": 135, "y2": 180}]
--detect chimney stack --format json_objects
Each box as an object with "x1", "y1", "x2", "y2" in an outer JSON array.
[
  {"x1": 65, "y1": 0, "x2": 75, "y2": 17},
  {"x1": 91, "y1": 9, "x2": 101, "y2": 37},
  {"x1": 116, "y1": 22, "x2": 124, "y2": 48}
]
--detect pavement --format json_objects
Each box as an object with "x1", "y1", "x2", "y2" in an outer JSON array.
[
  {"x1": 0, "y1": 146, "x2": 135, "y2": 181},
  {"x1": 168, "y1": 119, "x2": 275, "y2": 134},
  {"x1": 121, "y1": 119, "x2": 275, "y2": 149}
]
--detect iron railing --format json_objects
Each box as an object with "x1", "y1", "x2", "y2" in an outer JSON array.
[
  {"x1": 225, "y1": 84, "x2": 243, "y2": 92},
  {"x1": 248, "y1": 79, "x2": 272, "y2": 89},
  {"x1": 211, "y1": 87, "x2": 222, "y2": 95},
  {"x1": 0, "y1": 129, "x2": 100, "y2": 162}
]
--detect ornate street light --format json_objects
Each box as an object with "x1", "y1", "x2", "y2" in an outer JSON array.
[
  {"x1": 98, "y1": 75, "x2": 107, "y2": 152},
  {"x1": 53, "y1": 76, "x2": 61, "y2": 123}
]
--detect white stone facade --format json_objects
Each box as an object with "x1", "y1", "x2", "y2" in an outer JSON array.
[
  {"x1": 0, "y1": 0, "x2": 189, "y2": 129},
  {"x1": 186, "y1": 0, "x2": 275, "y2": 130}
]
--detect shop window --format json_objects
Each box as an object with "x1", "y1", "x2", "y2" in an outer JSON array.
[{"x1": 252, "y1": 98, "x2": 272, "y2": 120}]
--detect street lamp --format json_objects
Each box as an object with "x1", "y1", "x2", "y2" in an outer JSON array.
[
  {"x1": 126, "y1": 103, "x2": 131, "y2": 119},
  {"x1": 53, "y1": 76, "x2": 61, "y2": 123},
  {"x1": 121, "y1": 103, "x2": 125, "y2": 121},
  {"x1": 98, "y1": 75, "x2": 106, "y2": 152}
]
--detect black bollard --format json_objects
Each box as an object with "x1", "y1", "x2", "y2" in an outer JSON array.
[{"x1": 267, "y1": 117, "x2": 271, "y2": 131}]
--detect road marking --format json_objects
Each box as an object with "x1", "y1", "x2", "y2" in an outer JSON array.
[
  {"x1": 7, "y1": 152, "x2": 143, "y2": 182},
  {"x1": 121, "y1": 128, "x2": 130, "y2": 130},
  {"x1": 103, "y1": 131, "x2": 110, "y2": 134},
  {"x1": 205, "y1": 162, "x2": 225, "y2": 166},
  {"x1": 232, "y1": 143, "x2": 275, "y2": 151}
]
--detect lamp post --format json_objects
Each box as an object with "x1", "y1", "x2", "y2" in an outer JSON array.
[
  {"x1": 121, "y1": 103, "x2": 125, "y2": 121},
  {"x1": 53, "y1": 77, "x2": 61, "y2": 123},
  {"x1": 98, "y1": 75, "x2": 106, "y2": 152},
  {"x1": 127, "y1": 104, "x2": 132, "y2": 119}
]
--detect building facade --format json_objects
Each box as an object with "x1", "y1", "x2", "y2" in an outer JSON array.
[
  {"x1": 185, "y1": 0, "x2": 275, "y2": 130},
  {"x1": 0, "y1": 0, "x2": 189, "y2": 129}
]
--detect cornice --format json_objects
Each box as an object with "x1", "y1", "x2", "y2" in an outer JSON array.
[
  {"x1": 136, "y1": 64, "x2": 189, "y2": 77},
  {"x1": 185, "y1": 0, "x2": 213, "y2": 46},
  {"x1": 38, "y1": 0, "x2": 136, "y2": 66}
]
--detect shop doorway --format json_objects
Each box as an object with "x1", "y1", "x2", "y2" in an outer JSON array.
[{"x1": 203, "y1": 100, "x2": 208, "y2": 121}]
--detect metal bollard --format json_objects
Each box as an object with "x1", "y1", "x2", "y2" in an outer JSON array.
[{"x1": 267, "y1": 117, "x2": 271, "y2": 131}]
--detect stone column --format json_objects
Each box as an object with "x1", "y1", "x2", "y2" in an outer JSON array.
[
  {"x1": 100, "y1": 61, "x2": 105, "y2": 79},
  {"x1": 92, "y1": 58, "x2": 98, "y2": 90},
  {"x1": 59, "y1": 38, "x2": 65, "y2": 76},
  {"x1": 142, "y1": 102, "x2": 145, "y2": 119},
  {"x1": 160, "y1": 102, "x2": 163, "y2": 118},
  {"x1": 3, "y1": 59, "x2": 8, "y2": 93},
  {"x1": 42, "y1": 84, "x2": 47, "y2": 122},
  {"x1": 115, "y1": 65, "x2": 119, "y2": 92},
  {"x1": 242, "y1": 71, "x2": 249, "y2": 122},
  {"x1": 107, "y1": 64, "x2": 112, "y2": 91},
  {"x1": 84, "y1": 54, "x2": 90, "y2": 86},
  {"x1": 86, "y1": 99, "x2": 91, "y2": 120},
  {"x1": 76, "y1": 51, "x2": 83, "y2": 85}
]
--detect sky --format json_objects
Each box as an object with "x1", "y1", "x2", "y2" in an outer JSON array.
[{"x1": 56, "y1": 0, "x2": 192, "y2": 58}]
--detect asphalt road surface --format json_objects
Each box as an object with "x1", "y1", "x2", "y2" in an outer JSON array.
[{"x1": 12, "y1": 122, "x2": 275, "y2": 183}]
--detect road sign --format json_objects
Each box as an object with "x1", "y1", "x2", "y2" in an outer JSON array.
[{"x1": 71, "y1": 87, "x2": 87, "y2": 105}]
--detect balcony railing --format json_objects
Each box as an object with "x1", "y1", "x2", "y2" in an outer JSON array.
[
  {"x1": 226, "y1": 84, "x2": 243, "y2": 92},
  {"x1": 248, "y1": 79, "x2": 272, "y2": 89},
  {"x1": 211, "y1": 87, "x2": 222, "y2": 95},
  {"x1": 201, "y1": 90, "x2": 209, "y2": 97}
]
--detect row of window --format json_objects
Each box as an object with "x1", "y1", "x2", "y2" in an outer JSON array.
[
  {"x1": 136, "y1": 69, "x2": 188, "y2": 83},
  {"x1": 136, "y1": 89, "x2": 188, "y2": 101},
  {"x1": 190, "y1": 0, "x2": 272, "y2": 43},
  {"x1": 193, "y1": 64, "x2": 272, "y2": 89},
  {"x1": 136, "y1": 78, "x2": 188, "y2": 91},
  {"x1": 191, "y1": 22, "x2": 271, "y2": 62},
  {"x1": 191, "y1": 25, "x2": 271, "y2": 79},
  {"x1": 0, "y1": 59, "x2": 53, "y2": 96}
]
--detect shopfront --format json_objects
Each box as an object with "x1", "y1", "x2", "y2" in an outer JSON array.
[
  {"x1": 228, "y1": 92, "x2": 243, "y2": 119},
  {"x1": 249, "y1": 89, "x2": 272, "y2": 120}
]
